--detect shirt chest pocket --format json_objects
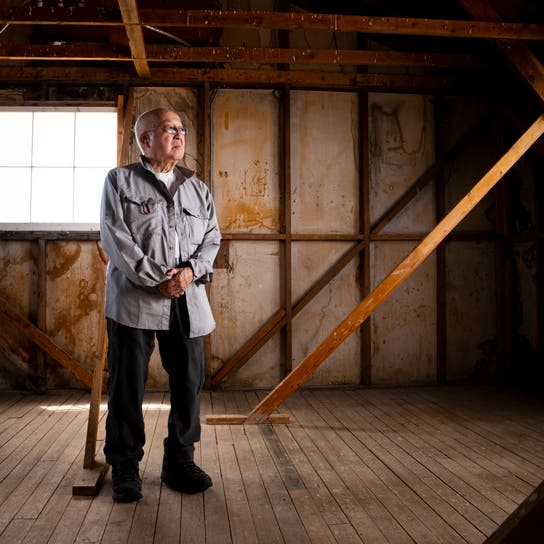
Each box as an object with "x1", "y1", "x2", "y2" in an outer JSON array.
[
  {"x1": 123, "y1": 196, "x2": 164, "y2": 241},
  {"x1": 183, "y1": 207, "x2": 208, "y2": 245}
]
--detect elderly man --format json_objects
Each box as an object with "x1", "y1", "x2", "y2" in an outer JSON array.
[{"x1": 100, "y1": 108, "x2": 221, "y2": 502}]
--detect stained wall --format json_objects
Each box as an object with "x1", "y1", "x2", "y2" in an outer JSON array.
[
  {"x1": 368, "y1": 93, "x2": 437, "y2": 385},
  {"x1": 0, "y1": 89, "x2": 508, "y2": 391}
]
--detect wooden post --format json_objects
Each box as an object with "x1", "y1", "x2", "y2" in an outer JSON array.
[{"x1": 206, "y1": 114, "x2": 544, "y2": 425}]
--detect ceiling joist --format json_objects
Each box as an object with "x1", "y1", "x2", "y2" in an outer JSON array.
[
  {"x1": 0, "y1": 8, "x2": 543, "y2": 41},
  {"x1": 0, "y1": 44, "x2": 491, "y2": 70},
  {"x1": 117, "y1": 0, "x2": 150, "y2": 78},
  {"x1": 0, "y1": 66, "x2": 470, "y2": 91}
]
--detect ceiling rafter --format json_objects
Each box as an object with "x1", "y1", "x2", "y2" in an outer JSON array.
[
  {"x1": 0, "y1": 43, "x2": 492, "y2": 70},
  {"x1": 0, "y1": 66, "x2": 475, "y2": 91},
  {"x1": 117, "y1": 0, "x2": 150, "y2": 78},
  {"x1": 0, "y1": 8, "x2": 543, "y2": 41}
]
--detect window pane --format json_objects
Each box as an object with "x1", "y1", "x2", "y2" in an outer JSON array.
[
  {"x1": 32, "y1": 112, "x2": 75, "y2": 167},
  {"x1": 0, "y1": 113, "x2": 32, "y2": 166},
  {"x1": 31, "y1": 167, "x2": 74, "y2": 222},
  {"x1": 75, "y1": 112, "x2": 118, "y2": 167},
  {"x1": 74, "y1": 167, "x2": 110, "y2": 222},
  {"x1": 0, "y1": 167, "x2": 31, "y2": 221}
]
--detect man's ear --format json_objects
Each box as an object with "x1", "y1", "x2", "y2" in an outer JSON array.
[{"x1": 139, "y1": 134, "x2": 149, "y2": 148}]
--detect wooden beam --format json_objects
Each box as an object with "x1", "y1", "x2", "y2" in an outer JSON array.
[
  {"x1": 359, "y1": 91, "x2": 371, "y2": 385},
  {"x1": 2, "y1": 7, "x2": 544, "y2": 41},
  {"x1": 36, "y1": 239, "x2": 47, "y2": 391},
  {"x1": 205, "y1": 414, "x2": 290, "y2": 424},
  {"x1": 0, "y1": 66, "x2": 473, "y2": 90},
  {"x1": 83, "y1": 328, "x2": 107, "y2": 469},
  {"x1": 119, "y1": 88, "x2": 135, "y2": 165},
  {"x1": 140, "y1": 10, "x2": 544, "y2": 40},
  {"x1": 237, "y1": 113, "x2": 544, "y2": 424},
  {"x1": 117, "y1": 0, "x2": 150, "y2": 78},
  {"x1": 0, "y1": 44, "x2": 491, "y2": 69},
  {"x1": 0, "y1": 295, "x2": 93, "y2": 389},
  {"x1": 458, "y1": 0, "x2": 544, "y2": 105},
  {"x1": 280, "y1": 88, "x2": 293, "y2": 377}
]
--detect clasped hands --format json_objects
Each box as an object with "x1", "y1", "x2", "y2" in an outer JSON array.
[{"x1": 159, "y1": 267, "x2": 194, "y2": 299}]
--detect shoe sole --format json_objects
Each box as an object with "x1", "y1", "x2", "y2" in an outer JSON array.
[
  {"x1": 161, "y1": 476, "x2": 213, "y2": 494},
  {"x1": 112, "y1": 491, "x2": 143, "y2": 502}
]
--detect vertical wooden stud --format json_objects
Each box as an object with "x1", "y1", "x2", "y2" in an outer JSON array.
[
  {"x1": 359, "y1": 91, "x2": 371, "y2": 385},
  {"x1": 281, "y1": 87, "x2": 293, "y2": 377},
  {"x1": 434, "y1": 97, "x2": 447, "y2": 383},
  {"x1": 36, "y1": 238, "x2": 47, "y2": 392}
]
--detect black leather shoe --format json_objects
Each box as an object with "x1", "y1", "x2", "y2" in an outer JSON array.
[
  {"x1": 161, "y1": 461, "x2": 213, "y2": 494},
  {"x1": 112, "y1": 460, "x2": 143, "y2": 502}
]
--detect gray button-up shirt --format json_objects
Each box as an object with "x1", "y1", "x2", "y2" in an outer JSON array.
[{"x1": 100, "y1": 156, "x2": 221, "y2": 337}]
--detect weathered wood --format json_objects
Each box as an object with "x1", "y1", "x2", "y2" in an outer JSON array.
[
  {"x1": 211, "y1": 309, "x2": 286, "y2": 385},
  {"x1": 371, "y1": 113, "x2": 494, "y2": 235},
  {"x1": 82, "y1": 328, "x2": 107, "y2": 470},
  {"x1": 117, "y1": 0, "x2": 150, "y2": 79},
  {"x1": 2, "y1": 388, "x2": 544, "y2": 541},
  {"x1": 120, "y1": 87, "x2": 135, "y2": 165},
  {"x1": 485, "y1": 480, "x2": 544, "y2": 544},
  {"x1": 0, "y1": 44, "x2": 491, "y2": 69},
  {"x1": 212, "y1": 240, "x2": 366, "y2": 385},
  {"x1": 0, "y1": 66, "x2": 468, "y2": 90},
  {"x1": 205, "y1": 414, "x2": 290, "y2": 424},
  {"x1": 281, "y1": 88, "x2": 293, "y2": 377},
  {"x1": 141, "y1": 10, "x2": 544, "y2": 40},
  {"x1": 2, "y1": 7, "x2": 544, "y2": 41},
  {"x1": 240, "y1": 113, "x2": 544, "y2": 424},
  {"x1": 0, "y1": 295, "x2": 93, "y2": 389},
  {"x1": 36, "y1": 239, "x2": 47, "y2": 391},
  {"x1": 359, "y1": 92, "x2": 371, "y2": 386}
]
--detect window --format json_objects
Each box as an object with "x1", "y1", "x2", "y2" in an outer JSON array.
[{"x1": 0, "y1": 108, "x2": 118, "y2": 228}]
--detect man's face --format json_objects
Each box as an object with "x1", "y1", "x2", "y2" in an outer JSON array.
[{"x1": 144, "y1": 111, "x2": 185, "y2": 164}]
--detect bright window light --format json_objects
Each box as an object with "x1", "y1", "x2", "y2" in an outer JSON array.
[{"x1": 0, "y1": 108, "x2": 117, "y2": 227}]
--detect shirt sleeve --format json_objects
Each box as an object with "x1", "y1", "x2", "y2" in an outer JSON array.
[{"x1": 100, "y1": 169, "x2": 169, "y2": 288}]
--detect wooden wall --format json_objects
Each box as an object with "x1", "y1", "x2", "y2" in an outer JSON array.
[{"x1": 0, "y1": 88, "x2": 541, "y2": 391}]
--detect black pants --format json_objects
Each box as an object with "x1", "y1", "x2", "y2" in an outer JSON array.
[{"x1": 104, "y1": 296, "x2": 205, "y2": 467}]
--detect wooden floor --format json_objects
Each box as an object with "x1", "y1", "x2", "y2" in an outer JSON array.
[{"x1": 0, "y1": 385, "x2": 543, "y2": 543}]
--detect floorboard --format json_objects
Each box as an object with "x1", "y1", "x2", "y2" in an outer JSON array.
[{"x1": 0, "y1": 385, "x2": 542, "y2": 543}]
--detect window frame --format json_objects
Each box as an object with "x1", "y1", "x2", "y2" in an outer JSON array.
[{"x1": 0, "y1": 105, "x2": 118, "y2": 233}]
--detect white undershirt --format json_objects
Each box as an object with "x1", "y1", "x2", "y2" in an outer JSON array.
[{"x1": 155, "y1": 170, "x2": 180, "y2": 261}]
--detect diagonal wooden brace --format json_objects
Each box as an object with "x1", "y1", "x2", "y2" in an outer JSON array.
[
  {"x1": 205, "y1": 113, "x2": 544, "y2": 425},
  {"x1": 0, "y1": 295, "x2": 93, "y2": 388}
]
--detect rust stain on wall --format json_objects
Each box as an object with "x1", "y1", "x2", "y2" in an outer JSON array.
[
  {"x1": 222, "y1": 201, "x2": 278, "y2": 231},
  {"x1": 47, "y1": 243, "x2": 82, "y2": 280},
  {"x1": 220, "y1": 158, "x2": 279, "y2": 231}
]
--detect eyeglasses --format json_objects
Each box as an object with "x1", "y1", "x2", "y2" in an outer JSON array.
[{"x1": 164, "y1": 126, "x2": 188, "y2": 136}]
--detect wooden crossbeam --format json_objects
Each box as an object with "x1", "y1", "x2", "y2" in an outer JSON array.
[
  {"x1": 0, "y1": 295, "x2": 93, "y2": 389},
  {"x1": 143, "y1": 11, "x2": 544, "y2": 41},
  {"x1": 205, "y1": 113, "x2": 544, "y2": 425},
  {"x1": 0, "y1": 66, "x2": 465, "y2": 90},
  {"x1": 2, "y1": 8, "x2": 544, "y2": 41},
  {"x1": 0, "y1": 44, "x2": 490, "y2": 70}
]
